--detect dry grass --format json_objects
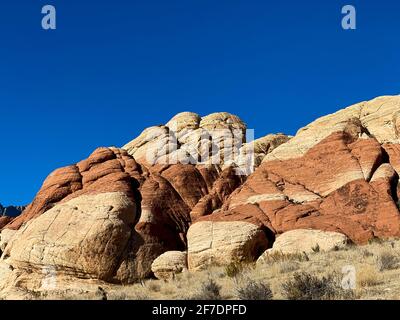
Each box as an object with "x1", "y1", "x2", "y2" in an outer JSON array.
[
  {"x1": 224, "y1": 261, "x2": 244, "y2": 278},
  {"x1": 258, "y1": 251, "x2": 309, "y2": 264},
  {"x1": 356, "y1": 265, "x2": 381, "y2": 288},
  {"x1": 278, "y1": 261, "x2": 300, "y2": 273},
  {"x1": 376, "y1": 251, "x2": 399, "y2": 271},
  {"x1": 23, "y1": 238, "x2": 400, "y2": 300},
  {"x1": 281, "y1": 272, "x2": 353, "y2": 300}
]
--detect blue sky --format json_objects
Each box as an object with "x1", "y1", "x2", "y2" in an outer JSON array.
[{"x1": 1, "y1": 0, "x2": 400, "y2": 205}]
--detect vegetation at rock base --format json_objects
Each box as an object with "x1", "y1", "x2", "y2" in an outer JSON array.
[
  {"x1": 13, "y1": 238, "x2": 400, "y2": 300},
  {"x1": 235, "y1": 278, "x2": 273, "y2": 300}
]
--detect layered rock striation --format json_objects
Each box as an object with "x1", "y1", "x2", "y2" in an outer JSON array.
[{"x1": 2, "y1": 97, "x2": 400, "y2": 291}]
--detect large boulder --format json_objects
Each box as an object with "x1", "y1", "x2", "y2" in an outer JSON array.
[
  {"x1": 3, "y1": 192, "x2": 136, "y2": 280},
  {"x1": 187, "y1": 221, "x2": 269, "y2": 271},
  {"x1": 151, "y1": 251, "x2": 188, "y2": 280}
]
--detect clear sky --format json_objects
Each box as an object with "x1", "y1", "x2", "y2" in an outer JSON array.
[{"x1": 1, "y1": 0, "x2": 400, "y2": 205}]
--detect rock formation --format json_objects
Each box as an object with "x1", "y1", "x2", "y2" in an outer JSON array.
[
  {"x1": 191, "y1": 96, "x2": 400, "y2": 267},
  {"x1": 0, "y1": 111, "x2": 286, "y2": 291},
  {"x1": 1, "y1": 97, "x2": 400, "y2": 294},
  {"x1": 187, "y1": 221, "x2": 269, "y2": 271},
  {"x1": 122, "y1": 111, "x2": 289, "y2": 173},
  {"x1": 151, "y1": 251, "x2": 188, "y2": 280}
]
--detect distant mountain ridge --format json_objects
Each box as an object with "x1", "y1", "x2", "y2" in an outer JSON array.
[{"x1": 0, "y1": 204, "x2": 25, "y2": 217}]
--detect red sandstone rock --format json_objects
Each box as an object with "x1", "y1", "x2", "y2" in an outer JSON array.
[
  {"x1": 5, "y1": 98, "x2": 400, "y2": 282},
  {"x1": 197, "y1": 119, "x2": 400, "y2": 245},
  {"x1": 0, "y1": 216, "x2": 13, "y2": 230},
  {"x1": 2, "y1": 146, "x2": 245, "y2": 282}
]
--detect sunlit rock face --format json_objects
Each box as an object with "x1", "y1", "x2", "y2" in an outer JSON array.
[{"x1": 2, "y1": 96, "x2": 400, "y2": 292}]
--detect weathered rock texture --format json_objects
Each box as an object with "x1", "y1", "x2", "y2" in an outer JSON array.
[
  {"x1": 0, "y1": 217, "x2": 13, "y2": 230},
  {"x1": 2, "y1": 147, "x2": 193, "y2": 283},
  {"x1": 123, "y1": 111, "x2": 289, "y2": 171},
  {"x1": 0, "y1": 132, "x2": 258, "y2": 285},
  {"x1": 0, "y1": 229, "x2": 16, "y2": 253},
  {"x1": 194, "y1": 96, "x2": 400, "y2": 252},
  {"x1": 151, "y1": 251, "x2": 188, "y2": 280},
  {"x1": 2, "y1": 97, "x2": 400, "y2": 290},
  {"x1": 187, "y1": 221, "x2": 269, "y2": 271}
]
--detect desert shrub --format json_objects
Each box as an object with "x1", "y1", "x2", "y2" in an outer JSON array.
[
  {"x1": 191, "y1": 278, "x2": 222, "y2": 300},
  {"x1": 281, "y1": 272, "x2": 353, "y2": 300},
  {"x1": 376, "y1": 252, "x2": 399, "y2": 271},
  {"x1": 225, "y1": 262, "x2": 244, "y2": 278},
  {"x1": 362, "y1": 249, "x2": 374, "y2": 258},
  {"x1": 235, "y1": 279, "x2": 273, "y2": 300},
  {"x1": 311, "y1": 244, "x2": 320, "y2": 253},
  {"x1": 260, "y1": 251, "x2": 309, "y2": 264}
]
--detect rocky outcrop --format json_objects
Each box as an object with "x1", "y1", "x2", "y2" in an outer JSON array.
[
  {"x1": 123, "y1": 112, "x2": 289, "y2": 173},
  {"x1": 0, "y1": 133, "x2": 270, "y2": 285},
  {"x1": 151, "y1": 251, "x2": 188, "y2": 280},
  {"x1": 3, "y1": 96, "x2": 400, "y2": 292},
  {"x1": 5, "y1": 147, "x2": 143, "y2": 231},
  {"x1": 1, "y1": 147, "x2": 192, "y2": 284},
  {"x1": 192, "y1": 96, "x2": 400, "y2": 249}
]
